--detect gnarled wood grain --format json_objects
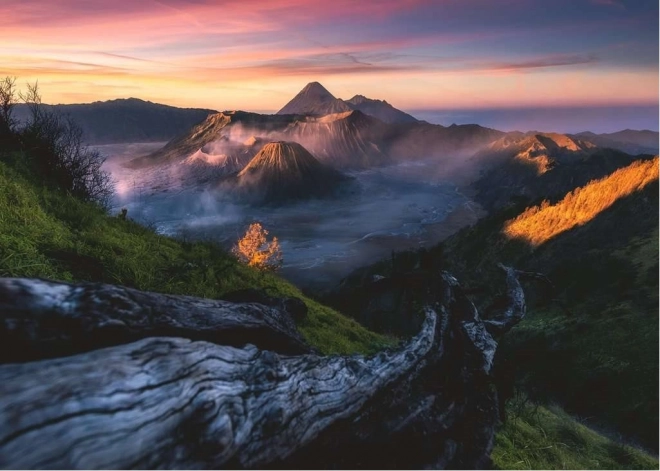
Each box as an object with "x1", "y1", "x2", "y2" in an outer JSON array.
[
  {"x1": 0, "y1": 311, "x2": 437, "y2": 469},
  {"x1": 0, "y1": 278, "x2": 311, "y2": 362},
  {"x1": 0, "y1": 265, "x2": 527, "y2": 469}
]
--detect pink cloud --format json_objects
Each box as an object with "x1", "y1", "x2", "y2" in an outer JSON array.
[
  {"x1": 0, "y1": 0, "x2": 434, "y2": 38},
  {"x1": 0, "y1": 0, "x2": 655, "y2": 111}
]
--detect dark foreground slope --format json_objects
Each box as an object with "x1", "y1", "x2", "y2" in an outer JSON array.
[
  {"x1": 326, "y1": 157, "x2": 659, "y2": 467},
  {"x1": 482, "y1": 161, "x2": 659, "y2": 451},
  {"x1": 442, "y1": 159, "x2": 659, "y2": 448}
]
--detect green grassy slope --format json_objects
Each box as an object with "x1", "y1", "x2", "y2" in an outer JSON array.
[
  {"x1": 0, "y1": 154, "x2": 391, "y2": 355},
  {"x1": 494, "y1": 398, "x2": 658, "y2": 470}
]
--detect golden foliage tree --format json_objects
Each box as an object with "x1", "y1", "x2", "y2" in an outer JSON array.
[{"x1": 232, "y1": 223, "x2": 283, "y2": 271}]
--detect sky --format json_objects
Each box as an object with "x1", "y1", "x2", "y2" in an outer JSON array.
[{"x1": 0, "y1": 0, "x2": 658, "y2": 130}]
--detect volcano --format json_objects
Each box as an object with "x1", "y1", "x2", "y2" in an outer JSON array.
[
  {"x1": 231, "y1": 141, "x2": 351, "y2": 204},
  {"x1": 282, "y1": 110, "x2": 392, "y2": 168},
  {"x1": 277, "y1": 82, "x2": 352, "y2": 116},
  {"x1": 277, "y1": 82, "x2": 418, "y2": 124}
]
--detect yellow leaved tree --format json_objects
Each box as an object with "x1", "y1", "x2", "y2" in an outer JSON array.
[{"x1": 232, "y1": 223, "x2": 283, "y2": 272}]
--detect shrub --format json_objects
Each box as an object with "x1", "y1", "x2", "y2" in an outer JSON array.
[
  {"x1": 3, "y1": 78, "x2": 114, "y2": 207},
  {"x1": 232, "y1": 222, "x2": 283, "y2": 272},
  {"x1": 0, "y1": 76, "x2": 19, "y2": 150}
]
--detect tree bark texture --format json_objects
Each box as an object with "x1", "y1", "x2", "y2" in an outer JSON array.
[
  {"x1": 0, "y1": 266, "x2": 528, "y2": 469},
  {"x1": 0, "y1": 278, "x2": 312, "y2": 362}
]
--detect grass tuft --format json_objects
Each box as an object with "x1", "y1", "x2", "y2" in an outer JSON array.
[{"x1": 493, "y1": 397, "x2": 659, "y2": 470}]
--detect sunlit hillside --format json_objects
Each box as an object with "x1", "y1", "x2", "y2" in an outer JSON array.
[{"x1": 503, "y1": 157, "x2": 659, "y2": 246}]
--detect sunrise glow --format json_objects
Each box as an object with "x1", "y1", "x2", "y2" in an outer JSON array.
[{"x1": 1, "y1": 0, "x2": 657, "y2": 113}]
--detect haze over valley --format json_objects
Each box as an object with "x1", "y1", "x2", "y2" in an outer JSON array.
[
  {"x1": 89, "y1": 82, "x2": 658, "y2": 291},
  {"x1": 103, "y1": 144, "x2": 476, "y2": 289}
]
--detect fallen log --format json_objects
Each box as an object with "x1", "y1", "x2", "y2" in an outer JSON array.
[
  {"x1": 0, "y1": 278, "x2": 312, "y2": 362},
  {"x1": 0, "y1": 265, "x2": 528, "y2": 469}
]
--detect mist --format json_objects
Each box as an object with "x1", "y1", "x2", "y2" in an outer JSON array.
[{"x1": 98, "y1": 143, "x2": 480, "y2": 291}]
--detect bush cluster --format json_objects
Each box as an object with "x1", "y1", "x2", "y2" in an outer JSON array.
[{"x1": 0, "y1": 77, "x2": 113, "y2": 207}]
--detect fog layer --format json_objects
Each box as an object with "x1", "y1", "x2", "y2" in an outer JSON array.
[{"x1": 99, "y1": 143, "x2": 481, "y2": 290}]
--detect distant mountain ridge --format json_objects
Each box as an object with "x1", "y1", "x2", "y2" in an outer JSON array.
[
  {"x1": 344, "y1": 94, "x2": 418, "y2": 124},
  {"x1": 131, "y1": 107, "x2": 502, "y2": 172},
  {"x1": 110, "y1": 83, "x2": 655, "y2": 193},
  {"x1": 572, "y1": 129, "x2": 659, "y2": 155},
  {"x1": 277, "y1": 82, "x2": 418, "y2": 124},
  {"x1": 473, "y1": 131, "x2": 596, "y2": 173},
  {"x1": 14, "y1": 98, "x2": 216, "y2": 144},
  {"x1": 127, "y1": 82, "x2": 503, "y2": 173},
  {"x1": 11, "y1": 89, "x2": 655, "y2": 155}
]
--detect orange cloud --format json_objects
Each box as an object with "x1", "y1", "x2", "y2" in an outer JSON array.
[{"x1": 0, "y1": 0, "x2": 656, "y2": 111}]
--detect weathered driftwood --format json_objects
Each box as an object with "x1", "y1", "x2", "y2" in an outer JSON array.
[
  {"x1": 0, "y1": 266, "x2": 527, "y2": 469},
  {"x1": 0, "y1": 278, "x2": 312, "y2": 362}
]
